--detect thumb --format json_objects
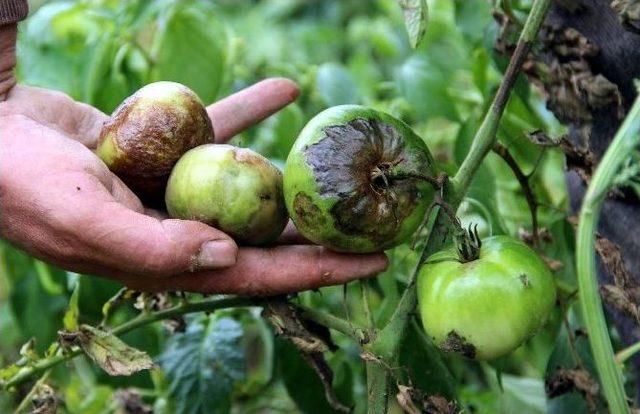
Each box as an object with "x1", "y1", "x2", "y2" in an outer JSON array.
[
  {"x1": 104, "y1": 176, "x2": 239, "y2": 275},
  {"x1": 157, "y1": 219, "x2": 239, "y2": 273},
  {"x1": 73, "y1": 198, "x2": 238, "y2": 277}
]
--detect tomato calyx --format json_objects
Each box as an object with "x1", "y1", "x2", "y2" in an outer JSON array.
[{"x1": 454, "y1": 223, "x2": 482, "y2": 262}]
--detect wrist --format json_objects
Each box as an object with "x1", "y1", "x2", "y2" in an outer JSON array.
[{"x1": 0, "y1": 24, "x2": 18, "y2": 100}]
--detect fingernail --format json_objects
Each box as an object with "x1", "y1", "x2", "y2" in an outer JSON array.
[{"x1": 196, "y1": 240, "x2": 237, "y2": 270}]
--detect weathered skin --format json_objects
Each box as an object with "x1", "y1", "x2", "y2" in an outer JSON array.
[
  {"x1": 417, "y1": 236, "x2": 557, "y2": 360},
  {"x1": 284, "y1": 105, "x2": 436, "y2": 253},
  {"x1": 96, "y1": 81, "x2": 214, "y2": 205},
  {"x1": 165, "y1": 144, "x2": 288, "y2": 245}
]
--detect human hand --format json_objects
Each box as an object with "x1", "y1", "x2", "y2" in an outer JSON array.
[{"x1": 0, "y1": 26, "x2": 387, "y2": 294}]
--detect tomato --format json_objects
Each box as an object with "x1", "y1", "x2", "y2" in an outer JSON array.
[
  {"x1": 417, "y1": 235, "x2": 556, "y2": 360},
  {"x1": 283, "y1": 105, "x2": 437, "y2": 253}
]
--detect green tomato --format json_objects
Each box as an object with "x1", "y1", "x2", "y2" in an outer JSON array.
[
  {"x1": 165, "y1": 144, "x2": 288, "y2": 245},
  {"x1": 417, "y1": 235, "x2": 556, "y2": 360},
  {"x1": 283, "y1": 105, "x2": 437, "y2": 253}
]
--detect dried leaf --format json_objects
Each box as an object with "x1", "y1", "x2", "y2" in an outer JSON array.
[
  {"x1": 423, "y1": 395, "x2": 458, "y2": 414},
  {"x1": 397, "y1": 0, "x2": 428, "y2": 49},
  {"x1": 31, "y1": 383, "x2": 58, "y2": 414},
  {"x1": 66, "y1": 325, "x2": 155, "y2": 376},
  {"x1": 600, "y1": 284, "x2": 639, "y2": 320},
  {"x1": 611, "y1": 0, "x2": 640, "y2": 33},
  {"x1": 263, "y1": 299, "x2": 348, "y2": 412},
  {"x1": 595, "y1": 235, "x2": 636, "y2": 290},
  {"x1": 114, "y1": 389, "x2": 153, "y2": 414},
  {"x1": 546, "y1": 368, "x2": 599, "y2": 410},
  {"x1": 397, "y1": 385, "x2": 421, "y2": 414}
]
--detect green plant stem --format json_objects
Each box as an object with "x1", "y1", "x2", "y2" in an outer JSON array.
[
  {"x1": 3, "y1": 295, "x2": 361, "y2": 390},
  {"x1": 360, "y1": 280, "x2": 376, "y2": 330},
  {"x1": 364, "y1": 0, "x2": 551, "y2": 411},
  {"x1": 616, "y1": 340, "x2": 640, "y2": 365},
  {"x1": 576, "y1": 95, "x2": 640, "y2": 414},
  {"x1": 13, "y1": 370, "x2": 51, "y2": 414},
  {"x1": 365, "y1": 359, "x2": 391, "y2": 414},
  {"x1": 493, "y1": 142, "x2": 539, "y2": 244},
  {"x1": 294, "y1": 303, "x2": 366, "y2": 341}
]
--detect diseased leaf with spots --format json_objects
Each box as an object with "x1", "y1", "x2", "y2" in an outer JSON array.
[
  {"x1": 73, "y1": 325, "x2": 155, "y2": 376},
  {"x1": 397, "y1": 0, "x2": 428, "y2": 49}
]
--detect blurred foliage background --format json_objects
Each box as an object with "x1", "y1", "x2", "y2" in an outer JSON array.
[{"x1": 0, "y1": 0, "x2": 620, "y2": 412}]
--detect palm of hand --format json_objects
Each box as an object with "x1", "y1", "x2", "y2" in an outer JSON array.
[{"x1": 0, "y1": 83, "x2": 387, "y2": 295}]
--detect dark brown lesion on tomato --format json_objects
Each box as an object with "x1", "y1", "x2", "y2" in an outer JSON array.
[
  {"x1": 441, "y1": 330, "x2": 477, "y2": 359},
  {"x1": 293, "y1": 192, "x2": 326, "y2": 231},
  {"x1": 519, "y1": 273, "x2": 532, "y2": 288},
  {"x1": 303, "y1": 117, "x2": 426, "y2": 245}
]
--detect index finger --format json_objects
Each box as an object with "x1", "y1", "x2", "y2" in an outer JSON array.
[
  {"x1": 207, "y1": 78, "x2": 300, "y2": 143},
  {"x1": 123, "y1": 246, "x2": 388, "y2": 296}
]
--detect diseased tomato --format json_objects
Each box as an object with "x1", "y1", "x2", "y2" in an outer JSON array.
[
  {"x1": 283, "y1": 105, "x2": 437, "y2": 253},
  {"x1": 417, "y1": 235, "x2": 556, "y2": 360},
  {"x1": 165, "y1": 144, "x2": 288, "y2": 245}
]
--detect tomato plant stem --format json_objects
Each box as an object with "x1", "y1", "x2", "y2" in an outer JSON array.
[
  {"x1": 366, "y1": 360, "x2": 391, "y2": 414},
  {"x1": 360, "y1": 280, "x2": 376, "y2": 330},
  {"x1": 364, "y1": 0, "x2": 552, "y2": 410},
  {"x1": 575, "y1": 93, "x2": 640, "y2": 414}
]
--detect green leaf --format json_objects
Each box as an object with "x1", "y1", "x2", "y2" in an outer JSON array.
[
  {"x1": 150, "y1": 1, "x2": 228, "y2": 104},
  {"x1": 397, "y1": 0, "x2": 428, "y2": 49},
  {"x1": 500, "y1": 375, "x2": 546, "y2": 414},
  {"x1": 275, "y1": 338, "x2": 338, "y2": 413},
  {"x1": 63, "y1": 280, "x2": 81, "y2": 332},
  {"x1": 399, "y1": 321, "x2": 457, "y2": 400},
  {"x1": 33, "y1": 260, "x2": 64, "y2": 295},
  {"x1": 396, "y1": 55, "x2": 458, "y2": 120},
  {"x1": 75, "y1": 325, "x2": 155, "y2": 377},
  {"x1": 234, "y1": 311, "x2": 274, "y2": 398},
  {"x1": 315, "y1": 63, "x2": 360, "y2": 107},
  {"x1": 7, "y1": 247, "x2": 68, "y2": 353},
  {"x1": 158, "y1": 314, "x2": 245, "y2": 414}
]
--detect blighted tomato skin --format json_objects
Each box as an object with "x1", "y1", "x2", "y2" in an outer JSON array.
[
  {"x1": 165, "y1": 144, "x2": 288, "y2": 245},
  {"x1": 283, "y1": 105, "x2": 436, "y2": 253},
  {"x1": 97, "y1": 81, "x2": 214, "y2": 205},
  {"x1": 417, "y1": 236, "x2": 557, "y2": 360}
]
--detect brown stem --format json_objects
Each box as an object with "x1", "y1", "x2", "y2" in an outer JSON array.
[{"x1": 493, "y1": 142, "x2": 540, "y2": 245}]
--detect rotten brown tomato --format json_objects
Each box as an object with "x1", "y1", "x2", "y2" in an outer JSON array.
[{"x1": 96, "y1": 81, "x2": 214, "y2": 206}]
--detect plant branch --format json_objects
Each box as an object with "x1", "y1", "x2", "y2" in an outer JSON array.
[
  {"x1": 615, "y1": 340, "x2": 640, "y2": 365},
  {"x1": 493, "y1": 142, "x2": 540, "y2": 244},
  {"x1": 3, "y1": 296, "x2": 255, "y2": 390},
  {"x1": 360, "y1": 280, "x2": 376, "y2": 331},
  {"x1": 575, "y1": 94, "x2": 640, "y2": 414},
  {"x1": 452, "y1": 0, "x2": 550, "y2": 195},
  {"x1": 364, "y1": 0, "x2": 552, "y2": 410},
  {"x1": 294, "y1": 302, "x2": 367, "y2": 342},
  {"x1": 2, "y1": 295, "x2": 362, "y2": 390}
]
